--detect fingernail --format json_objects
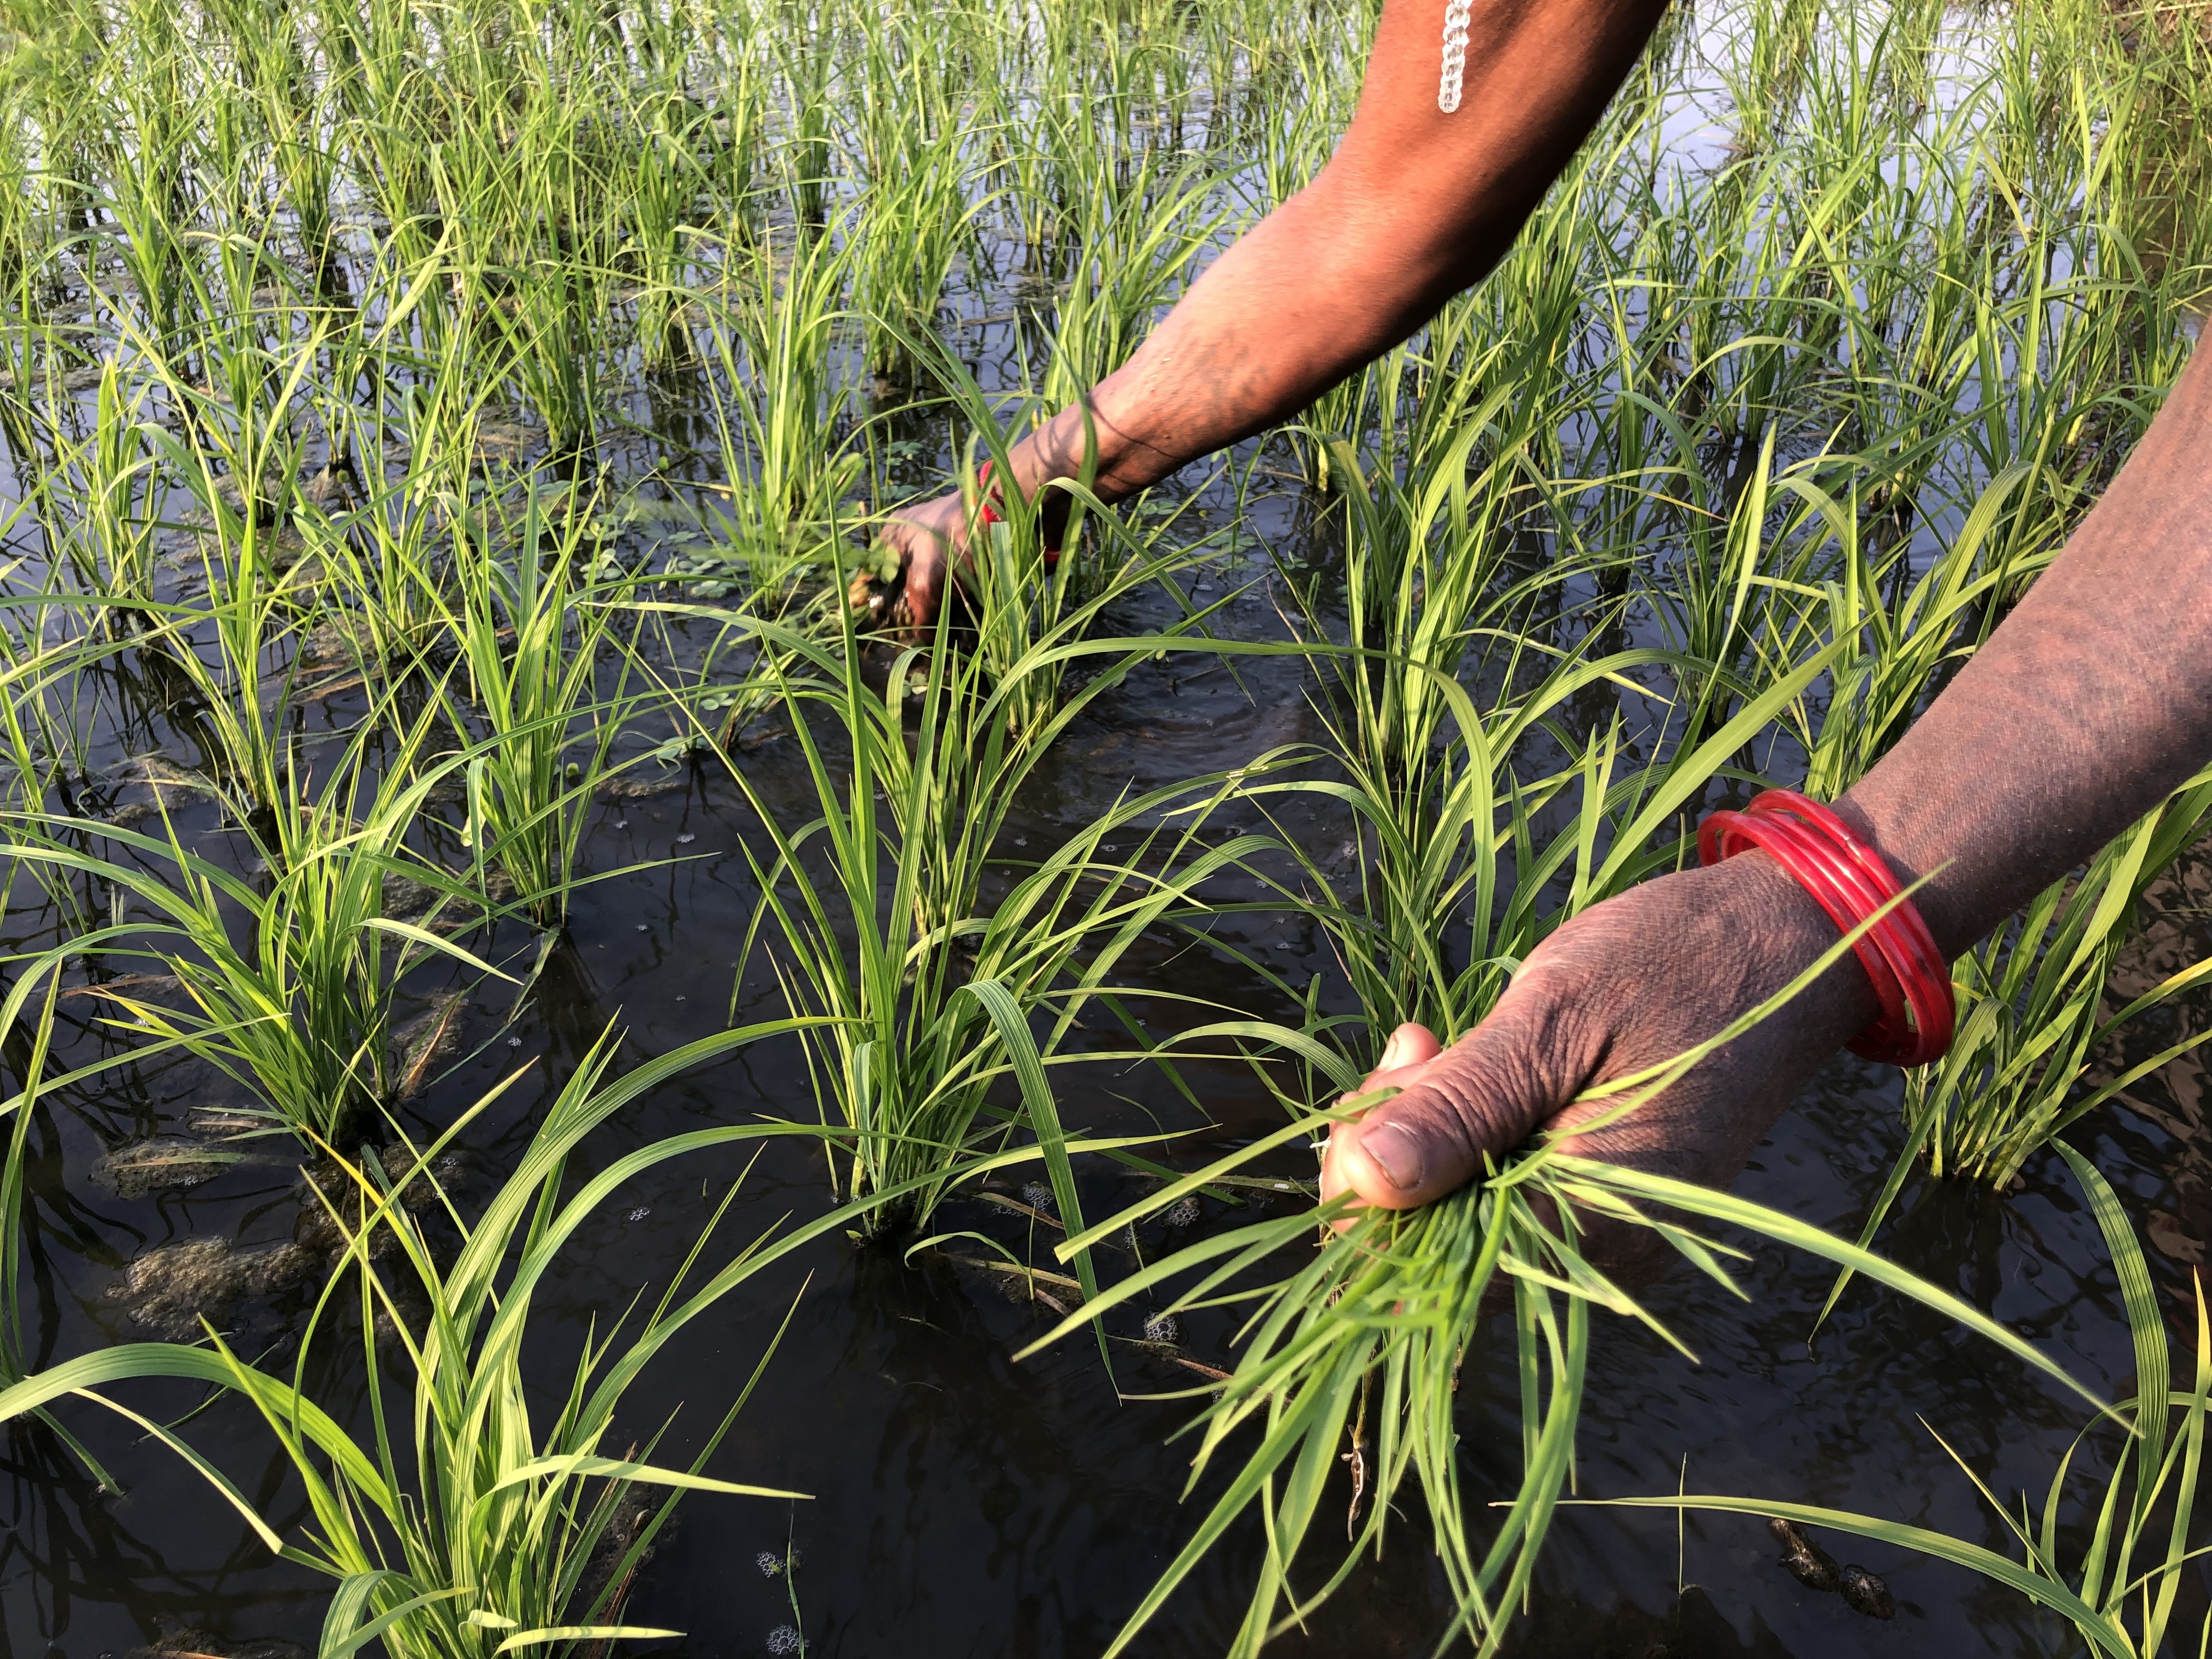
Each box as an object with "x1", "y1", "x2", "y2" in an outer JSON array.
[
  {"x1": 1376, "y1": 1031, "x2": 1407, "y2": 1072},
  {"x1": 1359, "y1": 1122, "x2": 1423, "y2": 1192}
]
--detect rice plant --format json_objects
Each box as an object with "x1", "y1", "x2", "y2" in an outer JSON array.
[
  {"x1": 1899, "y1": 774, "x2": 2212, "y2": 1189},
  {"x1": 2, "y1": 701, "x2": 506, "y2": 1146},
  {"x1": 437, "y1": 482, "x2": 654, "y2": 929},
  {"x1": 1, "y1": 0, "x2": 2210, "y2": 1644},
  {"x1": 0, "y1": 1022, "x2": 840, "y2": 1657},
  {"x1": 702, "y1": 597, "x2": 1276, "y2": 1252}
]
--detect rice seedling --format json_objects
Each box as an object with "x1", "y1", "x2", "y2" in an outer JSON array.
[
  {"x1": 1615, "y1": 1146, "x2": 2212, "y2": 1659},
  {"x1": 696, "y1": 596, "x2": 1274, "y2": 1252},
  {"x1": 1, "y1": 698, "x2": 508, "y2": 1147},
  {"x1": 0, "y1": 1020, "x2": 847, "y2": 1657},
  {"x1": 1812, "y1": 772, "x2": 2212, "y2": 1324},
  {"x1": 437, "y1": 482, "x2": 656, "y2": 929},
  {"x1": 687, "y1": 228, "x2": 865, "y2": 597},
  {"x1": 1898, "y1": 774, "x2": 2212, "y2": 1188}
]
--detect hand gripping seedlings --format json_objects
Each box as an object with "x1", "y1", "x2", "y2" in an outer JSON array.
[{"x1": 847, "y1": 546, "x2": 912, "y2": 631}]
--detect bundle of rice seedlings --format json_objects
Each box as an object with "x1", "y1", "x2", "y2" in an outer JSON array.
[{"x1": 1020, "y1": 933, "x2": 2118, "y2": 1655}]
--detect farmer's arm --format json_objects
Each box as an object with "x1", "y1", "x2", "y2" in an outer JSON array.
[
  {"x1": 883, "y1": 0, "x2": 1672, "y2": 617},
  {"x1": 1323, "y1": 343, "x2": 2212, "y2": 1236}
]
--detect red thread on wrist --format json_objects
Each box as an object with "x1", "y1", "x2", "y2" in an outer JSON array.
[
  {"x1": 1697, "y1": 789, "x2": 1955, "y2": 1067},
  {"x1": 974, "y1": 459, "x2": 1061, "y2": 568}
]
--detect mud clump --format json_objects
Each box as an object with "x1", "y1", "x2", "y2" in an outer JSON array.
[{"x1": 1839, "y1": 1563, "x2": 1894, "y2": 1619}]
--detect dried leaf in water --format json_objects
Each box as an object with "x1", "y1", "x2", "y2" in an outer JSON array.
[{"x1": 392, "y1": 991, "x2": 470, "y2": 1098}]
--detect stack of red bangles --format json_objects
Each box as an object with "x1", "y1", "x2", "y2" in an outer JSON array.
[{"x1": 1696, "y1": 789, "x2": 1955, "y2": 1066}]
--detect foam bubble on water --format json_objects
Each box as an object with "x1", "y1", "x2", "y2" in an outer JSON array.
[{"x1": 764, "y1": 1627, "x2": 803, "y2": 1655}]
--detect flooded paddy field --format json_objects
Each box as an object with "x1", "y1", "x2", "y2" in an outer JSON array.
[{"x1": 3, "y1": 0, "x2": 2212, "y2": 1653}]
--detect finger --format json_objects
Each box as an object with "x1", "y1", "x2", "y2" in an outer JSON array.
[
  {"x1": 1325, "y1": 987, "x2": 1582, "y2": 1210},
  {"x1": 1318, "y1": 1023, "x2": 1446, "y2": 1218}
]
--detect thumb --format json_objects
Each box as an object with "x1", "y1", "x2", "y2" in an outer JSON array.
[
  {"x1": 1328, "y1": 995, "x2": 1579, "y2": 1210},
  {"x1": 1370, "y1": 1020, "x2": 1442, "y2": 1079}
]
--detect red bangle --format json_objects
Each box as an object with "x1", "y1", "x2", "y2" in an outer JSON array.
[{"x1": 1697, "y1": 789, "x2": 1955, "y2": 1067}]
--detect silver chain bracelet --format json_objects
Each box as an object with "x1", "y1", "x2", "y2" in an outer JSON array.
[{"x1": 1438, "y1": 0, "x2": 1473, "y2": 111}]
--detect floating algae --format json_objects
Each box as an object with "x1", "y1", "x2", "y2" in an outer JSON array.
[
  {"x1": 1839, "y1": 1564, "x2": 1895, "y2": 1619},
  {"x1": 390, "y1": 990, "x2": 470, "y2": 1098},
  {"x1": 380, "y1": 873, "x2": 444, "y2": 919},
  {"x1": 108, "y1": 1236, "x2": 318, "y2": 1340},
  {"x1": 131, "y1": 1630, "x2": 308, "y2": 1659},
  {"x1": 298, "y1": 612, "x2": 379, "y2": 670},
  {"x1": 599, "y1": 772, "x2": 689, "y2": 802},
  {"x1": 1767, "y1": 1516, "x2": 1842, "y2": 1592},
  {"x1": 92, "y1": 1136, "x2": 264, "y2": 1200}
]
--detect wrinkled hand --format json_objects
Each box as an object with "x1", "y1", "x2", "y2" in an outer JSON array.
[
  {"x1": 1319, "y1": 851, "x2": 1882, "y2": 1268},
  {"x1": 872, "y1": 486, "x2": 988, "y2": 629}
]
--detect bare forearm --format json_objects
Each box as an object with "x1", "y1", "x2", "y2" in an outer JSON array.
[
  {"x1": 1839, "y1": 344, "x2": 2212, "y2": 956},
  {"x1": 1002, "y1": 0, "x2": 1673, "y2": 503}
]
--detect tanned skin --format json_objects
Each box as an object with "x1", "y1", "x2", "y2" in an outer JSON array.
[{"x1": 876, "y1": 0, "x2": 2212, "y2": 1257}]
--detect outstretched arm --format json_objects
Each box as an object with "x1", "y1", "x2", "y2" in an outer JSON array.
[
  {"x1": 883, "y1": 0, "x2": 1674, "y2": 617},
  {"x1": 1324, "y1": 343, "x2": 2212, "y2": 1235}
]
